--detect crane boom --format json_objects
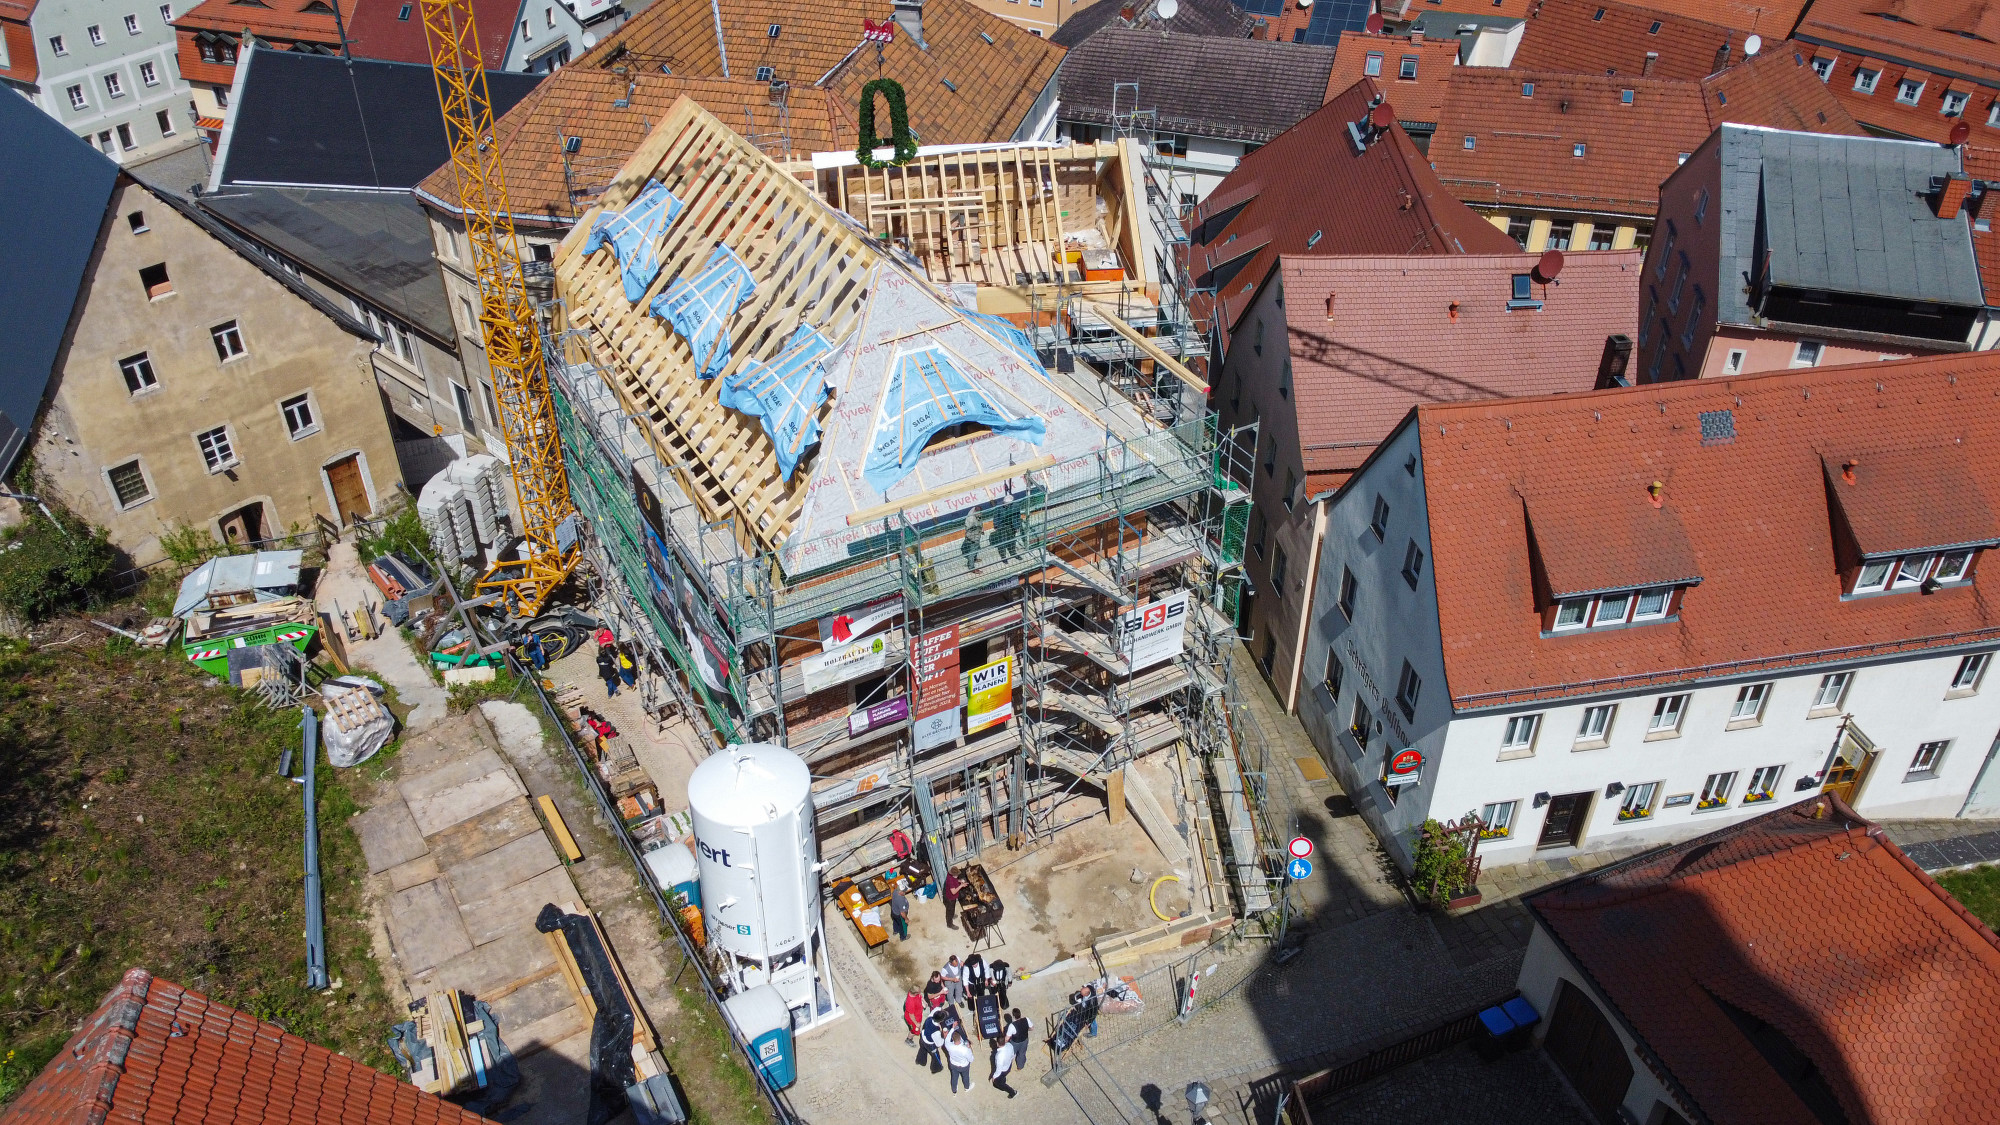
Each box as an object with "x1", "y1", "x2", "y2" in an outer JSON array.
[{"x1": 418, "y1": 0, "x2": 576, "y2": 617}]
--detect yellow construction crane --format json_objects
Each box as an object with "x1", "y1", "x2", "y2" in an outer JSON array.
[{"x1": 417, "y1": 0, "x2": 577, "y2": 618}]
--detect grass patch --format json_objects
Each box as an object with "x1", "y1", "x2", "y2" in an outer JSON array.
[
  {"x1": 0, "y1": 626, "x2": 400, "y2": 1096},
  {"x1": 444, "y1": 663, "x2": 520, "y2": 714},
  {"x1": 1937, "y1": 863, "x2": 2000, "y2": 931}
]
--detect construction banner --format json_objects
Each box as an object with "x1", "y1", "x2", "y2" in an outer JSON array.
[
  {"x1": 965, "y1": 656, "x2": 1014, "y2": 734},
  {"x1": 1117, "y1": 591, "x2": 1190, "y2": 673},
  {"x1": 802, "y1": 632, "x2": 891, "y2": 693},
  {"x1": 911, "y1": 624, "x2": 961, "y2": 751}
]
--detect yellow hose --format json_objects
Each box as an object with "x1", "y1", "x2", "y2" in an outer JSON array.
[{"x1": 1149, "y1": 875, "x2": 1182, "y2": 922}]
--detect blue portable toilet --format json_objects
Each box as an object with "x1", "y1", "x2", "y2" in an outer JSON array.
[
  {"x1": 642, "y1": 842, "x2": 701, "y2": 909},
  {"x1": 722, "y1": 985, "x2": 796, "y2": 1090}
]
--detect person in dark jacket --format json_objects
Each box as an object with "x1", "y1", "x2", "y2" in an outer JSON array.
[
  {"x1": 917, "y1": 1008, "x2": 947, "y2": 1072},
  {"x1": 890, "y1": 881, "x2": 911, "y2": 941},
  {"x1": 943, "y1": 868, "x2": 964, "y2": 930},
  {"x1": 596, "y1": 643, "x2": 621, "y2": 697},
  {"x1": 964, "y1": 953, "x2": 987, "y2": 1000},
  {"x1": 987, "y1": 958, "x2": 1012, "y2": 1008}
]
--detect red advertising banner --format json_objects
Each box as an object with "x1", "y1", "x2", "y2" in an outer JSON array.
[{"x1": 910, "y1": 624, "x2": 961, "y2": 751}]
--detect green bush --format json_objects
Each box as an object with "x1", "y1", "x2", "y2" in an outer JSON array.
[
  {"x1": 0, "y1": 510, "x2": 118, "y2": 623},
  {"x1": 1411, "y1": 818, "x2": 1473, "y2": 908},
  {"x1": 355, "y1": 500, "x2": 429, "y2": 565},
  {"x1": 159, "y1": 523, "x2": 235, "y2": 568}
]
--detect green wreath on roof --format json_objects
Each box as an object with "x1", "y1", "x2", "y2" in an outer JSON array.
[{"x1": 856, "y1": 78, "x2": 919, "y2": 168}]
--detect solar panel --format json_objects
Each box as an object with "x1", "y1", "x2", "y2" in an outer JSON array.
[
  {"x1": 1699, "y1": 409, "x2": 1736, "y2": 444},
  {"x1": 1300, "y1": 0, "x2": 1371, "y2": 45},
  {"x1": 1239, "y1": 0, "x2": 1285, "y2": 16}
]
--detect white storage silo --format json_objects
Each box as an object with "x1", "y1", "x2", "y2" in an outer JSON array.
[{"x1": 687, "y1": 743, "x2": 836, "y2": 1028}]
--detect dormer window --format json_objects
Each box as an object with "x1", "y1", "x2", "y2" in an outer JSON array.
[
  {"x1": 1550, "y1": 586, "x2": 1680, "y2": 633},
  {"x1": 1827, "y1": 450, "x2": 1993, "y2": 599},
  {"x1": 1852, "y1": 550, "x2": 1976, "y2": 594}
]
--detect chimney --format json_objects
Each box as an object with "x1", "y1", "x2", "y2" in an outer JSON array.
[
  {"x1": 1643, "y1": 50, "x2": 1658, "y2": 77},
  {"x1": 1936, "y1": 172, "x2": 1974, "y2": 218},
  {"x1": 1712, "y1": 42, "x2": 1730, "y2": 73},
  {"x1": 1325, "y1": 292, "x2": 1336, "y2": 323},
  {"x1": 893, "y1": 0, "x2": 926, "y2": 47},
  {"x1": 1595, "y1": 333, "x2": 1633, "y2": 388},
  {"x1": 1410, "y1": 28, "x2": 1424, "y2": 40}
]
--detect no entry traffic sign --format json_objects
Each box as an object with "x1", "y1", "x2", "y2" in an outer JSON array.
[{"x1": 1288, "y1": 836, "x2": 1313, "y2": 860}]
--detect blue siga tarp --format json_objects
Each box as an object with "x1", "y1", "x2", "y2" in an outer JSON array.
[
  {"x1": 582, "y1": 179, "x2": 684, "y2": 302},
  {"x1": 720, "y1": 324, "x2": 835, "y2": 480},
  {"x1": 651, "y1": 244, "x2": 756, "y2": 380},
  {"x1": 863, "y1": 345, "x2": 1046, "y2": 493}
]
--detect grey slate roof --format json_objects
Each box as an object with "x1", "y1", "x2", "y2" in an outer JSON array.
[
  {"x1": 1715, "y1": 124, "x2": 1983, "y2": 326},
  {"x1": 199, "y1": 187, "x2": 454, "y2": 344},
  {"x1": 1057, "y1": 28, "x2": 1336, "y2": 142},
  {"x1": 0, "y1": 88, "x2": 119, "y2": 480},
  {"x1": 1051, "y1": 0, "x2": 1253, "y2": 50},
  {"x1": 214, "y1": 48, "x2": 543, "y2": 190}
]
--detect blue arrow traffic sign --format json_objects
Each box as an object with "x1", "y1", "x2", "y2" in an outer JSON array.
[{"x1": 1287, "y1": 857, "x2": 1313, "y2": 881}]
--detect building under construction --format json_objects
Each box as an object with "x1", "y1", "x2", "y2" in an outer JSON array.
[{"x1": 542, "y1": 97, "x2": 1274, "y2": 919}]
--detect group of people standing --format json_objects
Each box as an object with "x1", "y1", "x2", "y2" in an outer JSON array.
[
  {"x1": 903, "y1": 953, "x2": 1030, "y2": 1097},
  {"x1": 593, "y1": 628, "x2": 639, "y2": 697}
]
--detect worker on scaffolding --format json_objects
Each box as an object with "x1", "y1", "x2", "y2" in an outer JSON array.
[
  {"x1": 961, "y1": 506, "x2": 985, "y2": 571},
  {"x1": 992, "y1": 480, "x2": 1023, "y2": 563}
]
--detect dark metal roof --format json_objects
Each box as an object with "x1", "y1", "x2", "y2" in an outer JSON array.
[
  {"x1": 1716, "y1": 125, "x2": 1982, "y2": 324},
  {"x1": 214, "y1": 47, "x2": 543, "y2": 190},
  {"x1": 1056, "y1": 28, "x2": 1336, "y2": 142},
  {"x1": 198, "y1": 187, "x2": 453, "y2": 343},
  {"x1": 0, "y1": 87, "x2": 119, "y2": 479}
]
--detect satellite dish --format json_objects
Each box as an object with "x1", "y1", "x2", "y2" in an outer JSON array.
[
  {"x1": 582, "y1": 30, "x2": 598, "y2": 46},
  {"x1": 1533, "y1": 248, "x2": 1565, "y2": 283},
  {"x1": 1743, "y1": 33, "x2": 1761, "y2": 56},
  {"x1": 1364, "y1": 11, "x2": 1383, "y2": 31},
  {"x1": 1369, "y1": 104, "x2": 1394, "y2": 129},
  {"x1": 1952, "y1": 119, "x2": 1973, "y2": 146},
  {"x1": 1157, "y1": 0, "x2": 1178, "y2": 19}
]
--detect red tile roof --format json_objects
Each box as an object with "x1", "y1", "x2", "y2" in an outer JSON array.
[
  {"x1": 1327, "y1": 31, "x2": 1459, "y2": 121},
  {"x1": 1187, "y1": 77, "x2": 1518, "y2": 350},
  {"x1": 1513, "y1": 0, "x2": 1747, "y2": 81},
  {"x1": 1572, "y1": 0, "x2": 1808, "y2": 35},
  {"x1": 172, "y1": 0, "x2": 356, "y2": 85},
  {"x1": 0, "y1": 968, "x2": 489, "y2": 1125},
  {"x1": 1697, "y1": 43, "x2": 1865, "y2": 132},
  {"x1": 1797, "y1": 0, "x2": 2000, "y2": 144},
  {"x1": 1962, "y1": 145, "x2": 2000, "y2": 302},
  {"x1": 415, "y1": 0, "x2": 1061, "y2": 226},
  {"x1": 1383, "y1": 0, "x2": 1535, "y2": 21},
  {"x1": 0, "y1": 11, "x2": 36, "y2": 84},
  {"x1": 1806, "y1": 47, "x2": 2000, "y2": 145},
  {"x1": 1529, "y1": 795, "x2": 2000, "y2": 1125},
  {"x1": 1282, "y1": 250, "x2": 1641, "y2": 483},
  {"x1": 345, "y1": 0, "x2": 511, "y2": 67},
  {"x1": 1432, "y1": 68, "x2": 1712, "y2": 216},
  {"x1": 1430, "y1": 58, "x2": 1854, "y2": 219},
  {"x1": 1406, "y1": 352, "x2": 2000, "y2": 711}
]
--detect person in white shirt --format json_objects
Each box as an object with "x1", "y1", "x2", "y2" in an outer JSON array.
[
  {"x1": 943, "y1": 954, "x2": 965, "y2": 1005},
  {"x1": 946, "y1": 1029, "x2": 975, "y2": 1094},
  {"x1": 990, "y1": 1015, "x2": 1020, "y2": 1098}
]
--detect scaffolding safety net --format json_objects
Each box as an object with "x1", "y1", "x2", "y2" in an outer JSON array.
[
  {"x1": 651, "y1": 243, "x2": 755, "y2": 379},
  {"x1": 582, "y1": 179, "x2": 685, "y2": 302}
]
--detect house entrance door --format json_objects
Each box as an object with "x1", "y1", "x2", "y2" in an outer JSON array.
[
  {"x1": 1537, "y1": 792, "x2": 1591, "y2": 849},
  {"x1": 1821, "y1": 719, "x2": 1880, "y2": 807},
  {"x1": 326, "y1": 455, "x2": 369, "y2": 526},
  {"x1": 218, "y1": 502, "x2": 264, "y2": 546}
]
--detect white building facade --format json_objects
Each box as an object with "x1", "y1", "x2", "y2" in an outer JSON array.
[{"x1": 1301, "y1": 359, "x2": 2000, "y2": 872}]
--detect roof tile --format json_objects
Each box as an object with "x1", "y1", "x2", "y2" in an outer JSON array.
[
  {"x1": 1057, "y1": 28, "x2": 1336, "y2": 140},
  {"x1": 1327, "y1": 30, "x2": 1459, "y2": 121}
]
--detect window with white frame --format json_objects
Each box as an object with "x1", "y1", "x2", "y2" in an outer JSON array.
[
  {"x1": 140, "y1": 60, "x2": 157, "y2": 85},
  {"x1": 1907, "y1": 740, "x2": 1950, "y2": 779},
  {"x1": 1991, "y1": 101, "x2": 2000, "y2": 126},
  {"x1": 118, "y1": 352, "x2": 157, "y2": 393},
  {"x1": 1618, "y1": 781, "x2": 1660, "y2": 820},
  {"x1": 87, "y1": 23, "x2": 104, "y2": 43},
  {"x1": 1744, "y1": 765, "x2": 1783, "y2": 803},
  {"x1": 1399, "y1": 54, "x2": 1418, "y2": 79},
  {"x1": 1499, "y1": 714, "x2": 1539, "y2": 756},
  {"x1": 1892, "y1": 554, "x2": 1935, "y2": 590},
  {"x1": 1698, "y1": 771, "x2": 1737, "y2": 810},
  {"x1": 351, "y1": 300, "x2": 419, "y2": 366},
  {"x1": 1554, "y1": 599, "x2": 1590, "y2": 630},
  {"x1": 1593, "y1": 591, "x2": 1633, "y2": 626},
  {"x1": 1402, "y1": 541, "x2": 1425, "y2": 589},
  {"x1": 1854, "y1": 68, "x2": 1879, "y2": 93},
  {"x1": 1648, "y1": 694, "x2": 1687, "y2": 734},
  {"x1": 1576, "y1": 704, "x2": 1614, "y2": 744},
  {"x1": 1723, "y1": 349, "x2": 1746, "y2": 374},
  {"x1": 1729, "y1": 683, "x2": 1770, "y2": 723},
  {"x1": 1934, "y1": 550, "x2": 1974, "y2": 583},
  {"x1": 1854, "y1": 551, "x2": 1976, "y2": 595},
  {"x1": 1812, "y1": 55, "x2": 1834, "y2": 80},
  {"x1": 280, "y1": 393, "x2": 317, "y2": 439},
  {"x1": 107, "y1": 459, "x2": 150, "y2": 508},
  {"x1": 1791, "y1": 339, "x2": 1822, "y2": 367},
  {"x1": 1812, "y1": 671, "x2": 1851, "y2": 711},
  {"x1": 124, "y1": 14, "x2": 140, "y2": 34},
  {"x1": 1952, "y1": 652, "x2": 1990, "y2": 693},
  {"x1": 49, "y1": 34, "x2": 66, "y2": 55},
  {"x1": 195, "y1": 425, "x2": 235, "y2": 471},
  {"x1": 1396, "y1": 661, "x2": 1421, "y2": 721},
  {"x1": 1944, "y1": 90, "x2": 1969, "y2": 116},
  {"x1": 1896, "y1": 77, "x2": 1924, "y2": 104},
  {"x1": 211, "y1": 320, "x2": 245, "y2": 361},
  {"x1": 160, "y1": 2, "x2": 172, "y2": 19},
  {"x1": 1479, "y1": 801, "x2": 1517, "y2": 839},
  {"x1": 1364, "y1": 51, "x2": 1382, "y2": 76},
  {"x1": 67, "y1": 84, "x2": 87, "y2": 110}
]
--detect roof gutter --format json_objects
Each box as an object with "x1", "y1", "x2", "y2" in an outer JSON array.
[{"x1": 413, "y1": 184, "x2": 576, "y2": 229}]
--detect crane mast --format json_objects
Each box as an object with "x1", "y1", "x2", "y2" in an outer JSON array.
[{"x1": 418, "y1": 0, "x2": 577, "y2": 617}]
